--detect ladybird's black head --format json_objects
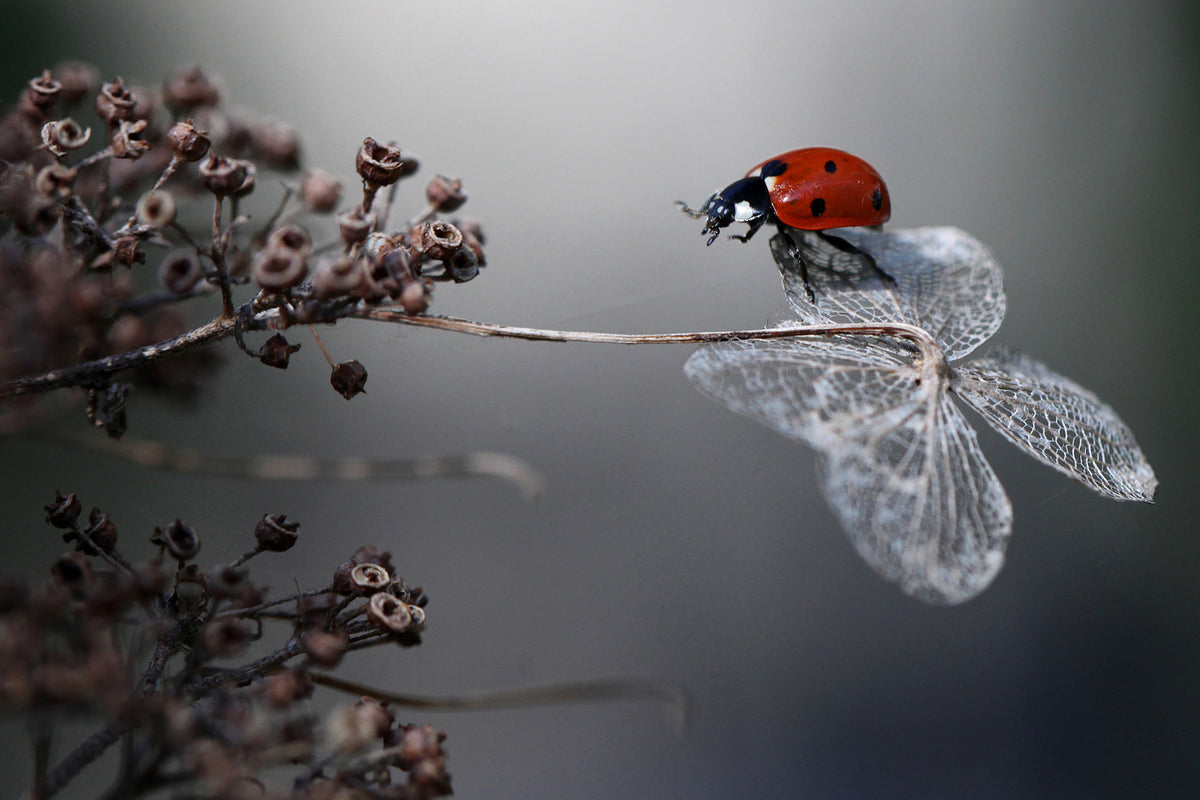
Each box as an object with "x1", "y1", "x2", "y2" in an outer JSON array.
[{"x1": 691, "y1": 176, "x2": 772, "y2": 246}]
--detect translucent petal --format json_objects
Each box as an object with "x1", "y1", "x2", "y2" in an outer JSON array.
[
  {"x1": 952, "y1": 345, "x2": 1158, "y2": 502},
  {"x1": 771, "y1": 226, "x2": 1006, "y2": 361},
  {"x1": 684, "y1": 338, "x2": 1012, "y2": 604}
]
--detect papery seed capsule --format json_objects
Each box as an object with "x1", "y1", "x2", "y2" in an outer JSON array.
[
  {"x1": 166, "y1": 119, "x2": 211, "y2": 162},
  {"x1": 95, "y1": 78, "x2": 136, "y2": 126},
  {"x1": 366, "y1": 591, "x2": 413, "y2": 633}
]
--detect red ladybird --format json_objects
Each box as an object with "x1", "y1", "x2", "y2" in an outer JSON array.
[{"x1": 680, "y1": 147, "x2": 893, "y2": 300}]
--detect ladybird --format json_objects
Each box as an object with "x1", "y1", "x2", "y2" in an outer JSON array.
[{"x1": 680, "y1": 147, "x2": 893, "y2": 301}]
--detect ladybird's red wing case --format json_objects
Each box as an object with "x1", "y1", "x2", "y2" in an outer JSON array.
[{"x1": 749, "y1": 147, "x2": 891, "y2": 231}]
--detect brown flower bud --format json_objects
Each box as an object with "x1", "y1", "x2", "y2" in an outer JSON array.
[
  {"x1": 355, "y1": 137, "x2": 410, "y2": 187},
  {"x1": 325, "y1": 699, "x2": 393, "y2": 754},
  {"x1": 163, "y1": 65, "x2": 220, "y2": 111},
  {"x1": 111, "y1": 234, "x2": 146, "y2": 268},
  {"x1": 152, "y1": 519, "x2": 201, "y2": 561},
  {"x1": 302, "y1": 630, "x2": 348, "y2": 667},
  {"x1": 267, "y1": 223, "x2": 312, "y2": 256},
  {"x1": 309, "y1": 256, "x2": 364, "y2": 299},
  {"x1": 331, "y1": 546, "x2": 394, "y2": 594},
  {"x1": 40, "y1": 118, "x2": 91, "y2": 157},
  {"x1": 44, "y1": 490, "x2": 82, "y2": 529},
  {"x1": 95, "y1": 78, "x2": 136, "y2": 126},
  {"x1": 166, "y1": 119, "x2": 210, "y2": 162},
  {"x1": 366, "y1": 591, "x2": 414, "y2": 633},
  {"x1": 53, "y1": 61, "x2": 99, "y2": 106},
  {"x1": 251, "y1": 118, "x2": 301, "y2": 169},
  {"x1": 264, "y1": 668, "x2": 312, "y2": 708},
  {"x1": 254, "y1": 513, "x2": 300, "y2": 552},
  {"x1": 173, "y1": 564, "x2": 208, "y2": 615},
  {"x1": 51, "y1": 552, "x2": 91, "y2": 596},
  {"x1": 158, "y1": 250, "x2": 204, "y2": 294},
  {"x1": 208, "y1": 565, "x2": 248, "y2": 599},
  {"x1": 413, "y1": 220, "x2": 463, "y2": 261},
  {"x1": 330, "y1": 359, "x2": 368, "y2": 400},
  {"x1": 425, "y1": 174, "x2": 466, "y2": 212},
  {"x1": 137, "y1": 190, "x2": 176, "y2": 228},
  {"x1": 198, "y1": 153, "x2": 249, "y2": 196},
  {"x1": 110, "y1": 119, "x2": 150, "y2": 160},
  {"x1": 398, "y1": 725, "x2": 444, "y2": 763},
  {"x1": 300, "y1": 169, "x2": 341, "y2": 213}
]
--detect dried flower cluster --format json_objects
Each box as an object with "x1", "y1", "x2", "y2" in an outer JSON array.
[
  {"x1": 0, "y1": 63, "x2": 487, "y2": 432},
  {"x1": 1, "y1": 490, "x2": 449, "y2": 799}
]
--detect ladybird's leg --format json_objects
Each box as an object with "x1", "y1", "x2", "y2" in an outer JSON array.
[
  {"x1": 814, "y1": 230, "x2": 896, "y2": 285},
  {"x1": 778, "y1": 228, "x2": 816, "y2": 303},
  {"x1": 730, "y1": 216, "x2": 766, "y2": 243}
]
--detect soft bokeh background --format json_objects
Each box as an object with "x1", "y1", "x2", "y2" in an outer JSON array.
[{"x1": 3, "y1": 1, "x2": 1197, "y2": 797}]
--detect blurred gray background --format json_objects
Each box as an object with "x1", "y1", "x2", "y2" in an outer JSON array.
[{"x1": 2, "y1": 1, "x2": 1197, "y2": 797}]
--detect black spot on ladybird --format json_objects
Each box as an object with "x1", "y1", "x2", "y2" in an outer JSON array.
[
  {"x1": 760, "y1": 159, "x2": 788, "y2": 178},
  {"x1": 871, "y1": 188, "x2": 882, "y2": 211},
  {"x1": 824, "y1": 160, "x2": 837, "y2": 173},
  {"x1": 810, "y1": 197, "x2": 826, "y2": 217}
]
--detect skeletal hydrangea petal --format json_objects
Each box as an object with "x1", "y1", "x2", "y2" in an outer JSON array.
[
  {"x1": 772, "y1": 226, "x2": 1006, "y2": 361},
  {"x1": 952, "y1": 345, "x2": 1158, "y2": 502}
]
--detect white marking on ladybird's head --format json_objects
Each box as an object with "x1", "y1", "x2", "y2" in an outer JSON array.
[{"x1": 733, "y1": 200, "x2": 757, "y2": 222}]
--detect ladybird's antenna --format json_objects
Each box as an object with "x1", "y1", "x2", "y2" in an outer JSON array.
[{"x1": 675, "y1": 200, "x2": 706, "y2": 219}]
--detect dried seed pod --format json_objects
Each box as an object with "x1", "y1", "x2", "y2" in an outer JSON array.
[
  {"x1": 300, "y1": 169, "x2": 341, "y2": 213},
  {"x1": 266, "y1": 223, "x2": 312, "y2": 256},
  {"x1": 330, "y1": 360, "x2": 368, "y2": 400},
  {"x1": 22, "y1": 70, "x2": 62, "y2": 119},
  {"x1": 200, "y1": 618, "x2": 252, "y2": 658},
  {"x1": 366, "y1": 591, "x2": 414, "y2": 633},
  {"x1": 95, "y1": 78, "x2": 136, "y2": 126},
  {"x1": 137, "y1": 190, "x2": 176, "y2": 228},
  {"x1": 40, "y1": 118, "x2": 91, "y2": 157},
  {"x1": 405, "y1": 603, "x2": 426, "y2": 632},
  {"x1": 355, "y1": 137, "x2": 413, "y2": 188},
  {"x1": 251, "y1": 248, "x2": 307, "y2": 290},
  {"x1": 158, "y1": 250, "x2": 205, "y2": 294},
  {"x1": 44, "y1": 490, "x2": 82, "y2": 529},
  {"x1": 34, "y1": 163, "x2": 78, "y2": 199},
  {"x1": 445, "y1": 246, "x2": 479, "y2": 283},
  {"x1": 152, "y1": 519, "x2": 201, "y2": 561},
  {"x1": 399, "y1": 277, "x2": 431, "y2": 315},
  {"x1": 163, "y1": 65, "x2": 220, "y2": 111},
  {"x1": 254, "y1": 513, "x2": 300, "y2": 552},
  {"x1": 302, "y1": 630, "x2": 348, "y2": 667},
  {"x1": 311, "y1": 256, "x2": 371, "y2": 299},
  {"x1": 110, "y1": 119, "x2": 150, "y2": 160},
  {"x1": 257, "y1": 333, "x2": 301, "y2": 369},
  {"x1": 350, "y1": 563, "x2": 391, "y2": 594},
  {"x1": 413, "y1": 220, "x2": 463, "y2": 261},
  {"x1": 198, "y1": 153, "x2": 249, "y2": 196},
  {"x1": 250, "y1": 118, "x2": 300, "y2": 169},
  {"x1": 53, "y1": 61, "x2": 99, "y2": 106},
  {"x1": 83, "y1": 508, "x2": 119, "y2": 552},
  {"x1": 338, "y1": 204, "x2": 374, "y2": 247},
  {"x1": 166, "y1": 119, "x2": 211, "y2": 162},
  {"x1": 425, "y1": 174, "x2": 466, "y2": 212}
]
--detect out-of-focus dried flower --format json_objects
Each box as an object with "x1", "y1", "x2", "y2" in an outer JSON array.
[
  {"x1": 252, "y1": 248, "x2": 307, "y2": 291},
  {"x1": 366, "y1": 591, "x2": 414, "y2": 633},
  {"x1": 111, "y1": 119, "x2": 150, "y2": 159},
  {"x1": 399, "y1": 277, "x2": 432, "y2": 315},
  {"x1": 254, "y1": 513, "x2": 300, "y2": 552},
  {"x1": 84, "y1": 508, "x2": 119, "y2": 552},
  {"x1": 200, "y1": 617, "x2": 253, "y2": 658},
  {"x1": 95, "y1": 78, "x2": 136, "y2": 126},
  {"x1": 51, "y1": 552, "x2": 91, "y2": 596},
  {"x1": 40, "y1": 118, "x2": 91, "y2": 157},
  {"x1": 425, "y1": 175, "x2": 466, "y2": 213},
  {"x1": 331, "y1": 546, "x2": 394, "y2": 594},
  {"x1": 337, "y1": 204, "x2": 374, "y2": 248},
  {"x1": 300, "y1": 169, "x2": 341, "y2": 213},
  {"x1": 302, "y1": 630, "x2": 348, "y2": 667},
  {"x1": 21, "y1": 71, "x2": 62, "y2": 120},
  {"x1": 152, "y1": 519, "x2": 202, "y2": 562},
  {"x1": 44, "y1": 490, "x2": 83, "y2": 529},
  {"x1": 405, "y1": 603, "x2": 426, "y2": 632},
  {"x1": 110, "y1": 234, "x2": 147, "y2": 268},
  {"x1": 126, "y1": 85, "x2": 159, "y2": 123},
  {"x1": 173, "y1": 564, "x2": 208, "y2": 616},
  {"x1": 137, "y1": 190, "x2": 176, "y2": 228},
  {"x1": 158, "y1": 250, "x2": 205, "y2": 294},
  {"x1": 257, "y1": 333, "x2": 302, "y2": 369},
  {"x1": 166, "y1": 119, "x2": 210, "y2": 162},
  {"x1": 34, "y1": 163, "x2": 77, "y2": 199},
  {"x1": 397, "y1": 725, "x2": 444, "y2": 764},
  {"x1": 324, "y1": 698, "x2": 393, "y2": 755},
  {"x1": 208, "y1": 565, "x2": 248, "y2": 599},
  {"x1": 446, "y1": 247, "x2": 479, "y2": 283},
  {"x1": 163, "y1": 65, "x2": 220, "y2": 111},
  {"x1": 267, "y1": 224, "x2": 312, "y2": 256},
  {"x1": 330, "y1": 360, "x2": 368, "y2": 400},
  {"x1": 198, "y1": 153, "x2": 249, "y2": 196},
  {"x1": 53, "y1": 61, "x2": 99, "y2": 106},
  {"x1": 251, "y1": 118, "x2": 300, "y2": 169},
  {"x1": 264, "y1": 668, "x2": 313, "y2": 708},
  {"x1": 311, "y1": 256, "x2": 371, "y2": 299}
]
